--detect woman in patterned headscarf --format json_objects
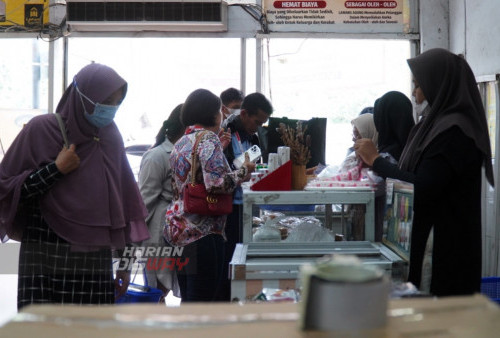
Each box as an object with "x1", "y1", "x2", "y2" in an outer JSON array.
[
  {"x1": 0, "y1": 63, "x2": 149, "y2": 309},
  {"x1": 352, "y1": 112, "x2": 379, "y2": 146},
  {"x1": 355, "y1": 48, "x2": 494, "y2": 296},
  {"x1": 344, "y1": 112, "x2": 379, "y2": 240}
]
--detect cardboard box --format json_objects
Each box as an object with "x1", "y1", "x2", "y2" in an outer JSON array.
[{"x1": 1, "y1": 295, "x2": 499, "y2": 337}]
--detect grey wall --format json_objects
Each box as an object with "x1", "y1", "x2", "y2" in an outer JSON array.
[
  {"x1": 448, "y1": 0, "x2": 500, "y2": 276},
  {"x1": 449, "y1": 0, "x2": 466, "y2": 55},
  {"x1": 421, "y1": 0, "x2": 500, "y2": 77},
  {"x1": 419, "y1": 0, "x2": 449, "y2": 52},
  {"x1": 451, "y1": 0, "x2": 500, "y2": 77}
]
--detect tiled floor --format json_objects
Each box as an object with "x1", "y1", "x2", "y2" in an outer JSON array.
[
  {"x1": 0, "y1": 274, "x2": 181, "y2": 327},
  {"x1": 0, "y1": 275, "x2": 17, "y2": 326},
  {"x1": 0, "y1": 250, "x2": 181, "y2": 328},
  {"x1": 0, "y1": 242, "x2": 19, "y2": 327}
]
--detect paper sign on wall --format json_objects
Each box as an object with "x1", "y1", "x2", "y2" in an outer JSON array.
[{"x1": 264, "y1": 0, "x2": 410, "y2": 33}]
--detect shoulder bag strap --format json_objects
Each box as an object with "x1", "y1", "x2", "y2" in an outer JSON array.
[
  {"x1": 54, "y1": 113, "x2": 69, "y2": 148},
  {"x1": 190, "y1": 130, "x2": 209, "y2": 185}
]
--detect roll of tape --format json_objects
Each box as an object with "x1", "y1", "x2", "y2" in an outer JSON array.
[{"x1": 300, "y1": 255, "x2": 389, "y2": 331}]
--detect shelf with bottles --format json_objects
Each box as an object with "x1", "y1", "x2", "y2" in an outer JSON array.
[{"x1": 382, "y1": 179, "x2": 414, "y2": 261}]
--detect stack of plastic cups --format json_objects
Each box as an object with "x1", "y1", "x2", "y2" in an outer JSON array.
[
  {"x1": 277, "y1": 146, "x2": 290, "y2": 166},
  {"x1": 268, "y1": 153, "x2": 279, "y2": 172}
]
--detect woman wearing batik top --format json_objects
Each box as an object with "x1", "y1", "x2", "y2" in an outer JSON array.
[
  {"x1": 0, "y1": 63, "x2": 150, "y2": 309},
  {"x1": 165, "y1": 88, "x2": 255, "y2": 302}
]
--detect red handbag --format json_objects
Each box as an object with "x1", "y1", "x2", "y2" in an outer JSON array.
[{"x1": 183, "y1": 131, "x2": 233, "y2": 216}]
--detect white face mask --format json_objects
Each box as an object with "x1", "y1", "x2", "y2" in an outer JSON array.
[
  {"x1": 413, "y1": 99, "x2": 429, "y2": 121},
  {"x1": 224, "y1": 108, "x2": 241, "y2": 118}
]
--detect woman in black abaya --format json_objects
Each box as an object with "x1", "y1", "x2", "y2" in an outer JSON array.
[{"x1": 355, "y1": 48, "x2": 494, "y2": 296}]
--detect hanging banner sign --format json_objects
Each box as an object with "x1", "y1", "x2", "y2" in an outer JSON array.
[
  {"x1": 264, "y1": 0, "x2": 410, "y2": 33},
  {"x1": 0, "y1": 0, "x2": 49, "y2": 27}
]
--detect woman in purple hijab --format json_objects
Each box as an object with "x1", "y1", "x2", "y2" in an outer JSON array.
[{"x1": 0, "y1": 63, "x2": 149, "y2": 309}]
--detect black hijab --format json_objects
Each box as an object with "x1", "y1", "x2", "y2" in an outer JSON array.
[
  {"x1": 399, "y1": 48, "x2": 494, "y2": 186},
  {"x1": 373, "y1": 91, "x2": 415, "y2": 161}
]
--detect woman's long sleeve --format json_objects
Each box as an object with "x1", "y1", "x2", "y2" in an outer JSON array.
[
  {"x1": 138, "y1": 155, "x2": 165, "y2": 215},
  {"x1": 374, "y1": 127, "x2": 479, "y2": 216},
  {"x1": 20, "y1": 162, "x2": 64, "y2": 199},
  {"x1": 372, "y1": 156, "x2": 415, "y2": 183}
]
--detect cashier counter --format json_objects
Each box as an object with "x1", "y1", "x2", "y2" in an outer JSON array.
[
  {"x1": 2, "y1": 295, "x2": 498, "y2": 337},
  {"x1": 2, "y1": 187, "x2": 499, "y2": 336}
]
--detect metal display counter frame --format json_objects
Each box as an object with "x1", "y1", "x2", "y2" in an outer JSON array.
[
  {"x1": 230, "y1": 241, "x2": 405, "y2": 301},
  {"x1": 229, "y1": 188, "x2": 407, "y2": 301}
]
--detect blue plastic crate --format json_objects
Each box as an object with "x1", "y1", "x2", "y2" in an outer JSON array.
[
  {"x1": 480, "y1": 277, "x2": 500, "y2": 305},
  {"x1": 116, "y1": 283, "x2": 163, "y2": 304},
  {"x1": 113, "y1": 259, "x2": 163, "y2": 304}
]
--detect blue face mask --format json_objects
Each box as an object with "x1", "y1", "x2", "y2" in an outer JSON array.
[
  {"x1": 74, "y1": 80, "x2": 120, "y2": 128},
  {"x1": 85, "y1": 103, "x2": 119, "y2": 128}
]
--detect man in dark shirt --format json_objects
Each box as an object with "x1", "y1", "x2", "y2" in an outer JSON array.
[{"x1": 217, "y1": 92, "x2": 273, "y2": 301}]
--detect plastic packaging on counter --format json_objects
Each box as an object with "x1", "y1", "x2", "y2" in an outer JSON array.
[
  {"x1": 285, "y1": 222, "x2": 335, "y2": 242},
  {"x1": 252, "y1": 288, "x2": 300, "y2": 302},
  {"x1": 253, "y1": 215, "x2": 283, "y2": 242},
  {"x1": 306, "y1": 156, "x2": 380, "y2": 190},
  {"x1": 253, "y1": 225, "x2": 281, "y2": 242}
]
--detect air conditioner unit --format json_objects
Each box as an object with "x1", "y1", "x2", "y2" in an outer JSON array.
[{"x1": 66, "y1": 0, "x2": 228, "y2": 32}]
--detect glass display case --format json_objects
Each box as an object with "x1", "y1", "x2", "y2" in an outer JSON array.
[
  {"x1": 242, "y1": 188, "x2": 376, "y2": 243},
  {"x1": 230, "y1": 187, "x2": 406, "y2": 301}
]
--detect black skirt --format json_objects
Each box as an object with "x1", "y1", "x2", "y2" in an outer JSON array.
[{"x1": 17, "y1": 219, "x2": 115, "y2": 310}]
